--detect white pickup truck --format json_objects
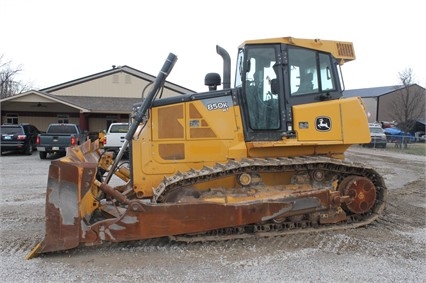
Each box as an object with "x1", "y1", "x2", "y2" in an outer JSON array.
[{"x1": 103, "y1": 122, "x2": 129, "y2": 155}]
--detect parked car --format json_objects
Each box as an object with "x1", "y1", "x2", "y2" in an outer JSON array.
[
  {"x1": 362, "y1": 123, "x2": 387, "y2": 148},
  {"x1": 36, "y1": 123, "x2": 87, "y2": 159},
  {"x1": 103, "y1": 122, "x2": 129, "y2": 156},
  {"x1": 0, "y1": 123, "x2": 41, "y2": 155}
]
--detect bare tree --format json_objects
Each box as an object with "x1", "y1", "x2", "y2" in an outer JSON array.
[
  {"x1": 389, "y1": 68, "x2": 425, "y2": 148},
  {"x1": 0, "y1": 55, "x2": 31, "y2": 99}
]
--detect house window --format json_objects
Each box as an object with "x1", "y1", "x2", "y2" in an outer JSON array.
[
  {"x1": 6, "y1": 113, "x2": 18, "y2": 124},
  {"x1": 57, "y1": 115, "x2": 69, "y2": 124}
]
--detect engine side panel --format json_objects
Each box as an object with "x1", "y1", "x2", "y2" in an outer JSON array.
[{"x1": 131, "y1": 94, "x2": 246, "y2": 197}]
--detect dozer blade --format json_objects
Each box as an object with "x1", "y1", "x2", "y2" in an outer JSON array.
[{"x1": 26, "y1": 140, "x2": 101, "y2": 260}]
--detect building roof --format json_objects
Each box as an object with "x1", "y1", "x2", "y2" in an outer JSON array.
[
  {"x1": 0, "y1": 90, "x2": 91, "y2": 112},
  {"x1": 417, "y1": 118, "x2": 426, "y2": 125},
  {"x1": 1, "y1": 64, "x2": 196, "y2": 114},
  {"x1": 57, "y1": 95, "x2": 143, "y2": 113},
  {"x1": 0, "y1": 65, "x2": 195, "y2": 114},
  {"x1": 343, "y1": 85, "x2": 404, "y2": 98},
  {"x1": 1, "y1": 90, "x2": 175, "y2": 114},
  {"x1": 41, "y1": 65, "x2": 195, "y2": 94}
]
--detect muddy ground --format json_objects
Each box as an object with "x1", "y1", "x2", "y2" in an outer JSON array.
[{"x1": 0, "y1": 146, "x2": 425, "y2": 282}]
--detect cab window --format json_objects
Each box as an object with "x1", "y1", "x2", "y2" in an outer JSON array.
[
  {"x1": 244, "y1": 46, "x2": 280, "y2": 130},
  {"x1": 288, "y1": 47, "x2": 336, "y2": 95}
]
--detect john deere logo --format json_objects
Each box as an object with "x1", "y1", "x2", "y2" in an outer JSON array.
[{"x1": 316, "y1": 117, "x2": 331, "y2": 131}]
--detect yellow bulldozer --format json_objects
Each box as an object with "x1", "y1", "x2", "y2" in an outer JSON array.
[{"x1": 27, "y1": 36, "x2": 387, "y2": 259}]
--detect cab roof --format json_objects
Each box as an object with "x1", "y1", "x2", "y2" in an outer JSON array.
[{"x1": 240, "y1": 36, "x2": 355, "y2": 65}]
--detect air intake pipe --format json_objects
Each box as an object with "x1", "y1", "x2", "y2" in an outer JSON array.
[{"x1": 216, "y1": 45, "x2": 231, "y2": 89}]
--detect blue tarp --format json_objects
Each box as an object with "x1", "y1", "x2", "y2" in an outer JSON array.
[
  {"x1": 384, "y1": 127, "x2": 415, "y2": 143},
  {"x1": 384, "y1": 128, "x2": 403, "y2": 135}
]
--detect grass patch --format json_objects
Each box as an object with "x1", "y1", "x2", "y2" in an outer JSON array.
[{"x1": 384, "y1": 142, "x2": 426, "y2": 156}]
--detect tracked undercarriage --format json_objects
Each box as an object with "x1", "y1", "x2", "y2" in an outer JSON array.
[
  {"x1": 86, "y1": 154, "x2": 388, "y2": 245},
  {"x1": 149, "y1": 156, "x2": 387, "y2": 243}
]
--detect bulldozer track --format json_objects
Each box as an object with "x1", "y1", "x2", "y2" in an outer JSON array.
[{"x1": 152, "y1": 156, "x2": 387, "y2": 243}]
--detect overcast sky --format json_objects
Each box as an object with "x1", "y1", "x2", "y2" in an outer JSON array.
[{"x1": 1, "y1": 0, "x2": 425, "y2": 93}]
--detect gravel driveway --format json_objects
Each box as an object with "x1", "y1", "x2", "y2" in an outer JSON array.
[{"x1": 1, "y1": 146, "x2": 425, "y2": 282}]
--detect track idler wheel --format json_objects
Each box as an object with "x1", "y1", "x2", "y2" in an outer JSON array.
[{"x1": 339, "y1": 176, "x2": 377, "y2": 214}]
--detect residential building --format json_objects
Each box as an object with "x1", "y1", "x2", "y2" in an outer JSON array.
[{"x1": 1, "y1": 66, "x2": 195, "y2": 135}]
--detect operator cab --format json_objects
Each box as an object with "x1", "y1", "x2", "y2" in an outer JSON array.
[{"x1": 235, "y1": 41, "x2": 345, "y2": 141}]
